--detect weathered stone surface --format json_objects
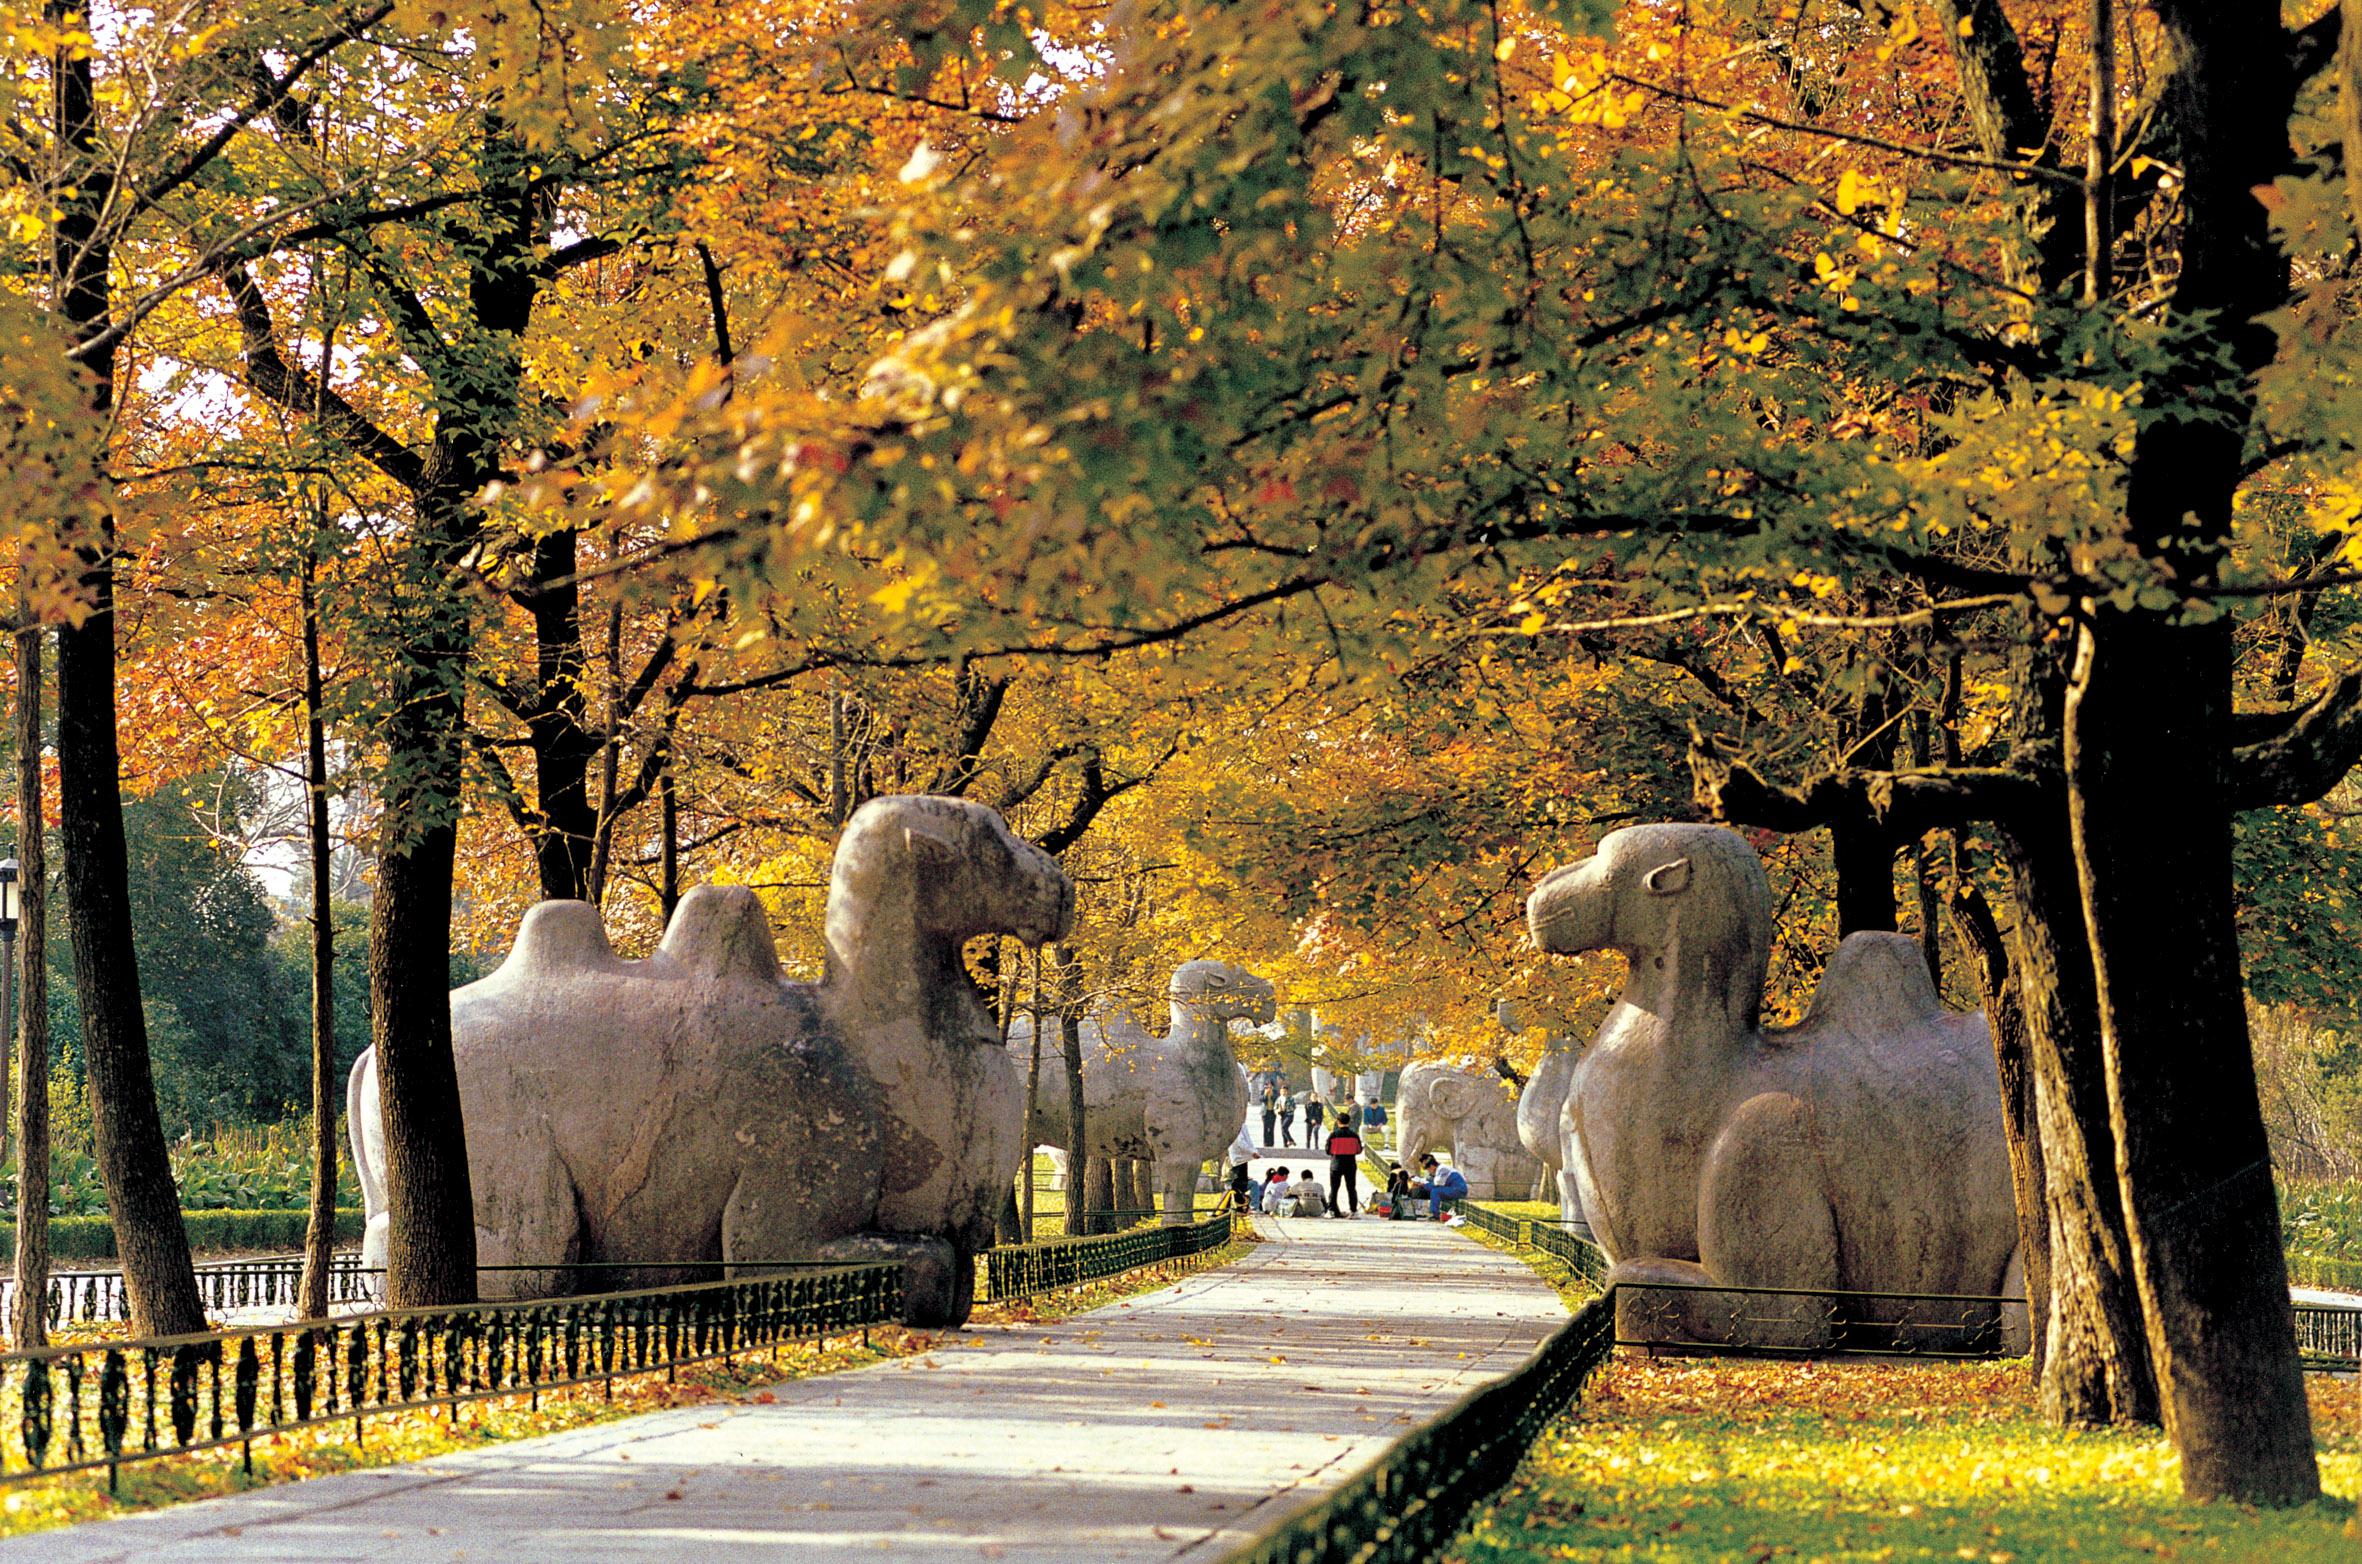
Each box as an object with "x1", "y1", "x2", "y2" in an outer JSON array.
[
  {"x1": 1394, "y1": 1059, "x2": 1541, "y2": 1200},
  {"x1": 1514, "y1": 1033, "x2": 1588, "y2": 1232},
  {"x1": 1013, "y1": 960, "x2": 1271, "y2": 1222},
  {"x1": 349, "y1": 795, "x2": 1073, "y2": 1328},
  {"x1": 1527, "y1": 823, "x2": 2019, "y2": 1349}
]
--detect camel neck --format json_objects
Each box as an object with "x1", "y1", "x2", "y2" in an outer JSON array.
[{"x1": 1602, "y1": 925, "x2": 1759, "y2": 1056}]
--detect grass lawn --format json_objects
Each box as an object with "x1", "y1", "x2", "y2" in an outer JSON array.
[{"x1": 1450, "y1": 1356, "x2": 2360, "y2": 1563}]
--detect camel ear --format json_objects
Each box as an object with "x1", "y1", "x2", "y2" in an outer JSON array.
[
  {"x1": 903, "y1": 819, "x2": 962, "y2": 867},
  {"x1": 1642, "y1": 857, "x2": 1692, "y2": 896}
]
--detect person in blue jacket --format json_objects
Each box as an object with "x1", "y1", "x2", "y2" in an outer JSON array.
[{"x1": 1414, "y1": 1154, "x2": 1468, "y2": 1220}]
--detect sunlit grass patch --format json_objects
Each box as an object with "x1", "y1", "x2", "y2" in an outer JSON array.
[{"x1": 1451, "y1": 1357, "x2": 2361, "y2": 1563}]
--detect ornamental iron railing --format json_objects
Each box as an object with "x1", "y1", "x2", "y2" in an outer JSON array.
[
  {"x1": 983, "y1": 1211, "x2": 1239, "y2": 1302},
  {"x1": 2294, "y1": 1300, "x2": 2361, "y2": 1370},
  {"x1": 1222, "y1": 1292, "x2": 1615, "y2": 1564},
  {"x1": 0, "y1": 1263, "x2": 901, "y2": 1490},
  {"x1": 2, "y1": 1252, "x2": 378, "y2": 1331},
  {"x1": 1611, "y1": 1279, "x2": 2031, "y2": 1358}
]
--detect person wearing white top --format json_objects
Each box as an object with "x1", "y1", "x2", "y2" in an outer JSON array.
[
  {"x1": 1260, "y1": 1168, "x2": 1293, "y2": 1215},
  {"x1": 1226, "y1": 1131, "x2": 1256, "y2": 1211},
  {"x1": 1288, "y1": 1171, "x2": 1327, "y2": 1218}
]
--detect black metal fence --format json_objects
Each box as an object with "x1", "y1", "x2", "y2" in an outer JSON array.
[
  {"x1": 1459, "y1": 1205, "x2": 2362, "y2": 1370},
  {"x1": 0, "y1": 1263, "x2": 902, "y2": 1490},
  {"x1": 2, "y1": 1253, "x2": 378, "y2": 1331},
  {"x1": 1223, "y1": 1292, "x2": 1616, "y2": 1564},
  {"x1": 1612, "y1": 1278, "x2": 2031, "y2": 1358},
  {"x1": 983, "y1": 1211, "x2": 1239, "y2": 1302}
]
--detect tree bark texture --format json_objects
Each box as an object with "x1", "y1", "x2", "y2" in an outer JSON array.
[
  {"x1": 1997, "y1": 821, "x2": 2157, "y2": 1426},
  {"x1": 2063, "y1": 1, "x2": 2318, "y2": 1505},
  {"x1": 298, "y1": 562, "x2": 339, "y2": 1322},
  {"x1": 48, "y1": 0, "x2": 203, "y2": 1343},
  {"x1": 10, "y1": 619, "x2": 49, "y2": 1350}
]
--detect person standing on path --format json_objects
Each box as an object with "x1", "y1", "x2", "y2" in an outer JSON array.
[
  {"x1": 1261, "y1": 1085, "x2": 1278, "y2": 1148},
  {"x1": 1302, "y1": 1092, "x2": 1325, "y2": 1149},
  {"x1": 1324, "y1": 1113, "x2": 1363, "y2": 1217},
  {"x1": 1279, "y1": 1089, "x2": 1298, "y2": 1148}
]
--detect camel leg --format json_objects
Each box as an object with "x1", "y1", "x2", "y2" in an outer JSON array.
[
  {"x1": 472, "y1": 1145, "x2": 583, "y2": 1302},
  {"x1": 1698, "y1": 1093, "x2": 1839, "y2": 1353},
  {"x1": 1154, "y1": 1159, "x2": 1196, "y2": 1226}
]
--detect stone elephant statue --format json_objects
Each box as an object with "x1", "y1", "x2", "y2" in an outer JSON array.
[
  {"x1": 1528, "y1": 822, "x2": 2023, "y2": 1352},
  {"x1": 1393, "y1": 1059, "x2": 1541, "y2": 1201},
  {"x1": 349, "y1": 795, "x2": 1073, "y2": 1328}
]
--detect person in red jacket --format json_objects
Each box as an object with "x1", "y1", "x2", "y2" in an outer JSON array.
[{"x1": 1324, "y1": 1113, "x2": 1364, "y2": 1217}]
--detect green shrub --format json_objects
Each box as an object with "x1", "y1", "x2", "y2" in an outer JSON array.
[
  {"x1": 0, "y1": 1208, "x2": 362, "y2": 1265},
  {"x1": 2286, "y1": 1250, "x2": 2362, "y2": 1292},
  {"x1": 2281, "y1": 1177, "x2": 2362, "y2": 1261}
]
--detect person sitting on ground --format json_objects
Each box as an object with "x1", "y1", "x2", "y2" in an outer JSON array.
[
  {"x1": 1260, "y1": 1167, "x2": 1291, "y2": 1216},
  {"x1": 1416, "y1": 1153, "x2": 1469, "y2": 1221},
  {"x1": 1384, "y1": 1161, "x2": 1413, "y2": 1220},
  {"x1": 1288, "y1": 1167, "x2": 1327, "y2": 1218},
  {"x1": 1227, "y1": 1129, "x2": 1257, "y2": 1212},
  {"x1": 1324, "y1": 1111, "x2": 1363, "y2": 1217}
]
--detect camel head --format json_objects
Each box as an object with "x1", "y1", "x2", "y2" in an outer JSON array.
[
  {"x1": 1170, "y1": 959, "x2": 1277, "y2": 1028},
  {"x1": 826, "y1": 796, "x2": 1075, "y2": 1038},
  {"x1": 1527, "y1": 823, "x2": 1773, "y2": 1026}
]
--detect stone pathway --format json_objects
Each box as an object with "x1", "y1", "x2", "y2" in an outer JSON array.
[{"x1": 10, "y1": 1215, "x2": 1564, "y2": 1564}]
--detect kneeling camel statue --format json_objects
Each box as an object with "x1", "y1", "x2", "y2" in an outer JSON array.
[
  {"x1": 350, "y1": 795, "x2": 1074, "y2": 1327},
  {"x1": 1526, "y1": 823, "x2": 2020, "y2": 1350}
]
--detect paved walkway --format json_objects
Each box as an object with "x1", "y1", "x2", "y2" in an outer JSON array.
[{"x1": 11, "y1": 1216, "x2": 1564, "y2": 1564}]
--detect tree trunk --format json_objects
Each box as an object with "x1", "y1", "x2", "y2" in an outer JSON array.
[
  {"x1": 1082, "y1": 1155, "x2": 1115, "y2": 1236},
  {"x1": 10, "y1": 616, "x2": 49, "y2": 1350},
  {"x1": 47, "y1": 3, "x2": 203, "y2": 1343},
  {"x1": 297, "y1": 561, "x2": 339, "y2": 1322},
  {"x1": 2061, "y1": 3, "x2": 2318, "y2": 1505},
  {"x1": 1056, "y1": 945, "x2": 1093, "y2": 1238},
  {"x1": 1944, "y1": 868, "x2": 2047, "y2": 1376},
  {"x1": 1022, "y1": 960, "x2": 1043, "y2": 1243},
  {"x1": 1829, "y1": 815, "x2": 1895, "y2": 934},
  {"x1": 371, "y1": 584, "x2": 479, "y2": 1308},
  {"x1": 57, "y1": 567, "x2": 206, "y2": 1337},
  {"x1": 657, "y1": 762, "x2": 681, "y2": 921},
  {"x1": 522, "y1": 528, "x2": 598, "y2": 902},
  {"x1": 1999, "y1": 820, "x2": 2158, "y2": 1426},
  {"x1": 2068, "y1": 617, "x2": 2314, "y2": 1501}
]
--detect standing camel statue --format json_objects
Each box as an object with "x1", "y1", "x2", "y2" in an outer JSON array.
[
  {"x1": 1526, "y1": 822, "x2": 2020, "y2": 1349},
  {"x1": 349, "y1": 795, "x2": 1073, "y2": 1327},
  {"x1": 1013, "y1": 959, "x2": 1272, "y2": 1223},
  {"x1": 1515, "y1": 1036, "x2": 1589, "y2": 1233}
]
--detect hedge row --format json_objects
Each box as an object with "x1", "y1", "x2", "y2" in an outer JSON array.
[
  {"x1": 2288, "y1": 1250, "x2": 2362, "y2": 1294},
  {"x1": 0, "y1": 1208, "x2": 363, "y2": 1265}
]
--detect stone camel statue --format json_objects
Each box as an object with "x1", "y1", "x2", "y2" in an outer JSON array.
[
  {"x1": 1394, "y1": 1058, "x2": 1542, "y2": 1200},
  {"x1": 349, "y1": 795, "x2": 1074, "y2": 1328},
  {"x1": 1011, "y1": 959, "x2": 1272, "y2": 1223},
  {"x1": 1526, "y1": 822, "x2": 2020, "y2": 1349}
]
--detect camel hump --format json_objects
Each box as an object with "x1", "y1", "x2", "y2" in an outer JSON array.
[
  {"x1": 1799, "y1": 931, "x2": 1944, "y2": 1036},
  {"x1": 659, "y1": 885, "x2": 784, "y2": 982},
  {"x1": 499, "y1": 900, "x2": 623, "y2": 979}
]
